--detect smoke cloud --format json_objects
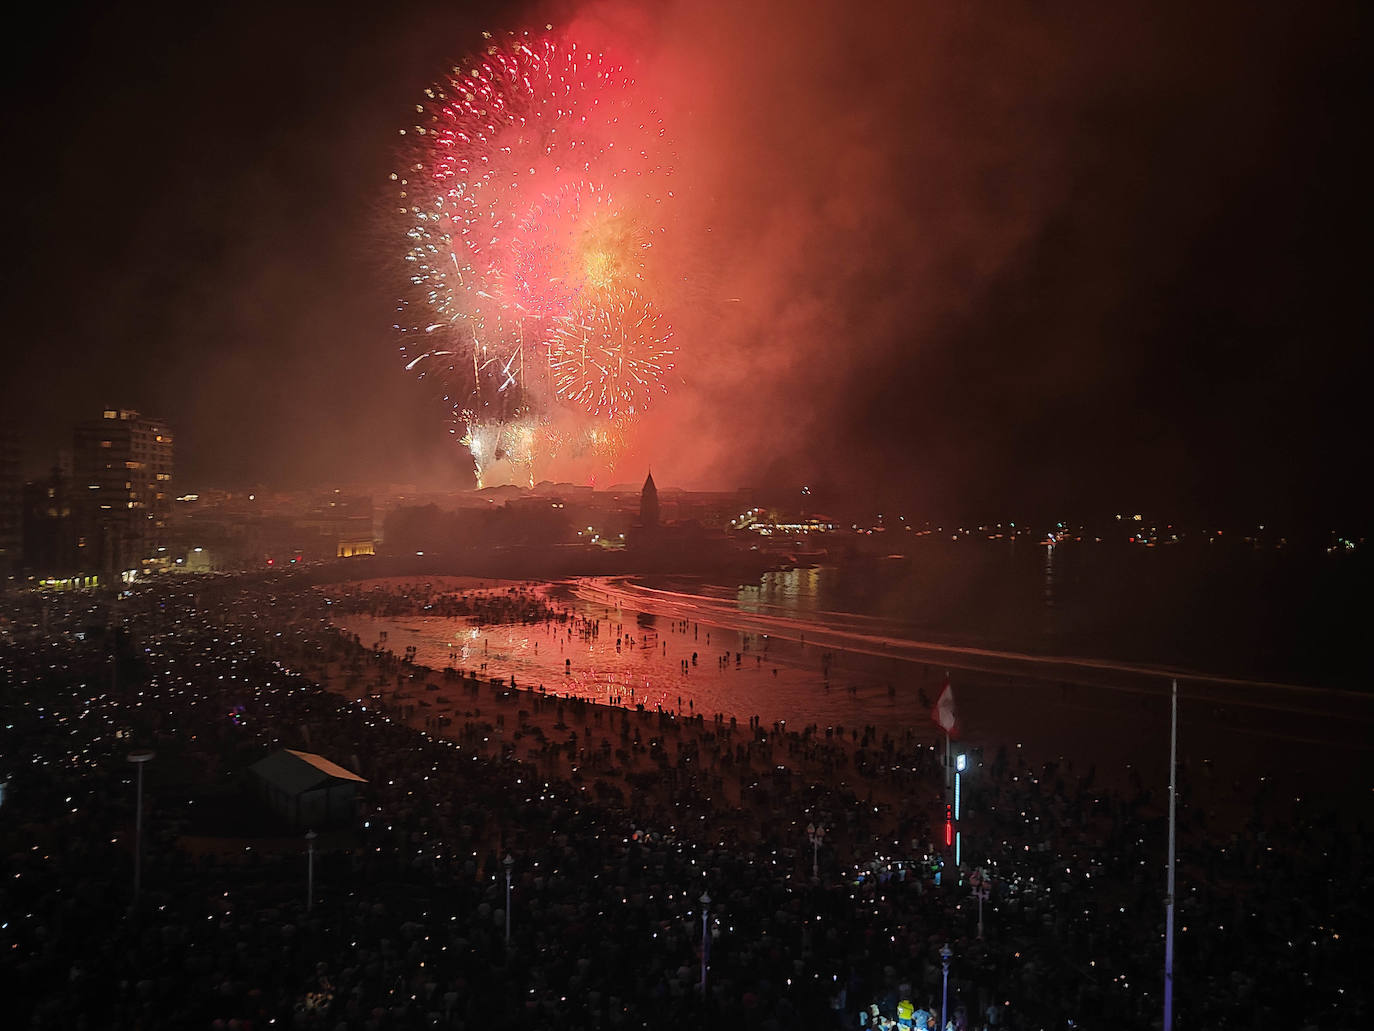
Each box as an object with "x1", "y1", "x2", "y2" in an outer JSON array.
[
  {"x1": 546, "y1": 0, "x2": 1367, "y2": 522},
  {"x1": 2, "y1": 0, "x2": 1364, "y2": 527}
]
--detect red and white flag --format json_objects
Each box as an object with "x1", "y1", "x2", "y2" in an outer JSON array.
[{"x1": 932, "y1": 673, "x2": 958, "y2": 738}]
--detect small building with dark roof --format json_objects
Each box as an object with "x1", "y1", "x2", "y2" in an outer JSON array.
[{"x1": 248, "y1": 749, "x2": 366, "y2": 830}]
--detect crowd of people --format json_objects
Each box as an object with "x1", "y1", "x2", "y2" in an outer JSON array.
[
  {"x1": 1, "y1": 569, "x2": 1368, "y2": 1029},
  {"x1": 323, "y1": 581, "x2": 558, "y2": 624}
]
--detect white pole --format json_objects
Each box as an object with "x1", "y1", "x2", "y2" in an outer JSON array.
[
  {"x1": 306, "y1": 830, "x2": 317, "y2": 912},
  {"x1": 944, "y1": 731, "x2": 950, "y2": 794},
  {"x1": 955, "y1": 764, "x2": 962, "y2": 869},
  {"x1": 940, "y1": 943, "x2": 951, "y2": 1030},
  {"x1": 134, "y1": 761, "x2": 143, "y2": 899},
  {"x1": 700, "y1": 892, "x2": 711, "y2": 995},
  {"x1": 944, "y1": 729, "x2": 950, "y2": 846},
  {"x1": 807, "y1": 823, "x2": 824, "y2": 880},
  {"x1": 504, "y1": 854, "x2": 514, "y2": 945},
  {"x1": 1164, "y1": 679, "x2": 1177, "y2": 1031}
]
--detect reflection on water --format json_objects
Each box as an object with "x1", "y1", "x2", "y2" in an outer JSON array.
[
  {"x1": 326, "y1": 539, "x2": 1365, "y2": 749},
  {"x1": 678, "y1": 539, "x2": 1366, "y2": 688},
  {"x1": 739, "y1": 565, "x2": 824, "y2": 617},
  {"x1": 333, "y1": 578, "x2": 934, "y2": 732}
]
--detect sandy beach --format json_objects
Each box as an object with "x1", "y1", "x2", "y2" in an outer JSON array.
[
  {"x1": 315, "y1": 575, "x2": 1374, "y2": 829},
  {"x1": 9, "y1": 569, "x2": 1370, "y2": 1028}
]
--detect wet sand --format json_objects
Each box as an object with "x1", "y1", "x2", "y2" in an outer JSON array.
[{"x1": 319, "y1": 575, "x2": 1374, "y2": 825}]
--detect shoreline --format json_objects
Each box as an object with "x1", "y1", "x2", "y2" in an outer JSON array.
[
  {"x1": 612, "y1": 575, "x2": 1369, "y2": 696},
  {"x1": 314, "y1": 575, "x2": 1374, "y2": 826}
]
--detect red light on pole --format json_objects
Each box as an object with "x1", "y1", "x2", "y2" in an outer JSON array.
[{"x1": 945, "y1": 804, "x2": 953, "y2": 846}]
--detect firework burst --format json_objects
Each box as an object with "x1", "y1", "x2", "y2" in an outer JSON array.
[
  {"x1": 550, "y1": 289, "x2": 674, "y2": 421},
  {"x1": 509, "y1": 180, "x2": 653, "y2": 317},
  {"x1": 397, "y1": 30, "x2": 668, "y2": 340},
  {"x1": 394, "y1": 27, "x2": 676, "y2": 483}
]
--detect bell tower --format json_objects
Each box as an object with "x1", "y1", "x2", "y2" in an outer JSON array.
[{"x1": 639, "y1": 470, "x2": 660, "y2": 529}]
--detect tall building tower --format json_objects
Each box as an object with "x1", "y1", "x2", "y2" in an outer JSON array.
[
  {"x1": 639, "y1": 470, "x2": 660, "y2": 529},
  {"x1": 73, "y1": 408, "x2": 173, "y2": 579}
]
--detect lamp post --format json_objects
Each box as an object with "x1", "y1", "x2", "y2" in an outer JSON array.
[
  {"x1": 1164, "y1": 679, "x2": 1178, "y2": 1031},
  {"x1": 939, "y1": 942, "x2": 952, "y2": 1031},
  {"x1": 954, "y1": 752, "x2": 967, "y2": 870},
  {"x1": 699, "y1": 891, "x2": 711, "y2": 996},
  {"x1": 806, "y1": 822, "x2": 826, "y2": 880},
  {"x1": 305, "y1": 830, "x2": 318, "y2": 912},
  {"x1": 503, "y1": 854, "x2": 514, "y2": 945},
  {"x1": 126, "y1": 749, "x2": 155, "y2": 906},
  {"x1": 970, "y1": 868, "x2": 990, "y2": 939},
  {"x1": 109, "y1": 595, "x2": 119, "y2": 694}
]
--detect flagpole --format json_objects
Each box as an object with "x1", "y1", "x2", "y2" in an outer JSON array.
[
  {"x1": 934, "y1": 673, "x2": 956, "y2": 863},
  {"x1": 942, "y1": 671, "x2": 951, "y2": 794},
  {"x1": 1164, "y1": 678, "x2": 1177, "y2": 1031},
  {"x1": 945, "y1": 730, "x2": 950, "y2": 794},
  {"x1": 944, "y1": 728, "x2": 952, "y2": 866}
]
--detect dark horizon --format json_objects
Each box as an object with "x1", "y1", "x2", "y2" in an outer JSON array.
[{"x1": 3, "y1": 0, "x2": 1369, "y2": 531}]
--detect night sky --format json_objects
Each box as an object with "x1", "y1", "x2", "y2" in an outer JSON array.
[{"x1": 3, "y1": 0, "x2": 1368, "y2": 528}]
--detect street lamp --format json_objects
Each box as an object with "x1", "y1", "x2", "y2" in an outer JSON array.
[
  {"x1": 806, "y1": 822, "x2": 826, "y2": 880},
  {"x1": 126, "y1": 749, "x2": 155, "y2": 906},
  {"x1": 699, "y1": 891, "x2": 711, "y2": 996},
  {"x1": 939, "y1": 943, "x2": 952, "y2": 1031},
  {"x1": 503, "y1": 854, "x2": 515, "y2": 945},
  {"x1": 970, "y1": 868, "x2": 990, "y2": 939},
  {"x1": 954, "y1": 753, "x2": 967, "y2": 869},
  {"x1": 305, "y1": 830, "x2": 318, "y2": 912}
]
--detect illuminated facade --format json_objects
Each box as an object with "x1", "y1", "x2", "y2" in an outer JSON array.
[
  {"x1": 72, "y1": 409, "x2": 174, "y2": 577},
  {"x1": 299, "y1": 493, "x2": 376, "y2": 559}
]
